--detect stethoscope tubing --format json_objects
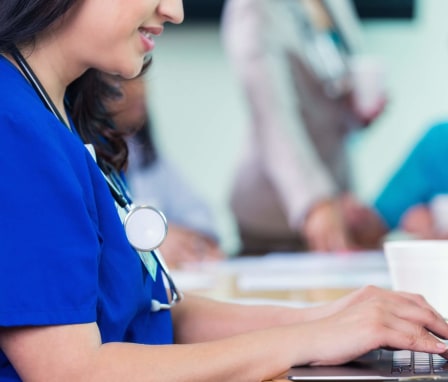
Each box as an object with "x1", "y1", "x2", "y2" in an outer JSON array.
[
  {"x1": 9, "y1": 45, "x2": 168, "y2": 252},
  {"x1": 8, "y1": 44, "x2": 181, "y2": 311}
]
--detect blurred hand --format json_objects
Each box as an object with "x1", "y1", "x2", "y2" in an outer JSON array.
[
  {"x1": 400, "y1": 204, "x2": 448, "y2": 240},
  {"x1": 303, "y1": 198, "x2": 355, "y2": 252},
  {"x1": 159, "y1": 224, "x2": 226, "y2": 268},
  {"x1": 355, "y1": 96, "x2": 388, "y2": 127},
  {"x1": 340, "y1": 193, "x2": 387, "y2": 249}
]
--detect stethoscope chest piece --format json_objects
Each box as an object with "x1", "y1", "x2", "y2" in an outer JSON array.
[{"x1": 124, "y1": 205, "x2": 168, "y2": 252}]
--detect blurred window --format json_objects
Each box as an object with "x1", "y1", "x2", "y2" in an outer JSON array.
[{"x1": 352, "y1": 0, "x2": 416, "y2": 20}]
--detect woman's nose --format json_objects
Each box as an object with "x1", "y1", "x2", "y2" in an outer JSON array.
[{"x1": 159, "y1": 0, "x2": 184, "y2": 25}]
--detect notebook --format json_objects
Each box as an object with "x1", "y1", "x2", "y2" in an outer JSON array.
[{"x1": 287, "y1": 348, "x2": 448, "y2": 381}]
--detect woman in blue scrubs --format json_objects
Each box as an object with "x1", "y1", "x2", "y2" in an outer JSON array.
[{"x1": 0, "y1": 1, "x2": 447, "y2": 381}]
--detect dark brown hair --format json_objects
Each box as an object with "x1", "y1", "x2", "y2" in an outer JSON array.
[
  {"x1": 0, "y1": 0, "x2": 140, "y2": 171},
  {"x1": 0, "y1": 0, "x2": 76, "y2": 51},
  {"x1": 66, "y1": 70, "x2": 129, "y2": 171}
]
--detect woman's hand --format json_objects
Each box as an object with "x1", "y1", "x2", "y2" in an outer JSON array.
[
  {"x1": 292, "y1": 286, "x2": 448, "y2": 366},
  {"x1": 308, "y1": 285, "x2": 445, "y2": 322}
]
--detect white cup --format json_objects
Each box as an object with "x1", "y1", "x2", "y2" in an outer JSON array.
[{"x1": 384, "y1": 240, "x2": 448, "y2": 318}]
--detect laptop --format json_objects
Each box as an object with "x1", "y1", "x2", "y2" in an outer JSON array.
[{"x1": 287, "y1": 348, "x2": 448, "y2": 381}]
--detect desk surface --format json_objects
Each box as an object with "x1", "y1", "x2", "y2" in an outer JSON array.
[
  {"x1": 172, "y1": 251, "x2": 392, "y2": 382},
  {"x1": 173, "y1": 250, "x2": 391, "y2": 304}
]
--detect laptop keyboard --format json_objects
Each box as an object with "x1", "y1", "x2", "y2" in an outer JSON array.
[{"x1": 392, "y1": 350, "x2": 448, "y2": 375}]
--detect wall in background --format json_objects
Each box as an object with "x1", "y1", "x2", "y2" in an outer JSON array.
[
  {"x1": 147, "y1": 24, "x2": 247, "y2": 253},
  {"x1": 350, "y1": 0, "x2": 448, "y2": 200},
  {"x1": 148, "y1": 0, "x2": 448, "y2": 254}
]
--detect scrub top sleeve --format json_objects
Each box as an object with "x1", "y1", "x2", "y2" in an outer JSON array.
[{"x1": 0, "y1": 111, "x2": 100, "y2": 326}]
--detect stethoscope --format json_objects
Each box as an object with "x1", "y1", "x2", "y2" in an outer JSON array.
[
  {"x1": 99, "y1": 159, "x2": 168, "y2": 253},
  {"x1": 9, "y1": 45, "x2": 183, "y2": 312},
  {"x1": 291, "y1": 0, "x2": 351, "y2": 98}
]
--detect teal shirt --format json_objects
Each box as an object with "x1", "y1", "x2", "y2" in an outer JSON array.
[{"x1": 374, "y1": 122, "x2": 448, "y2": 229}]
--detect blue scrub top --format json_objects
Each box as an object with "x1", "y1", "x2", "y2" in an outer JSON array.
[
  {"x1": 0, "y1": 57, "x2": 173, "y2": 380},
  {"x1": 374, "y1": 122, "x2": 448, "y2": 229}
]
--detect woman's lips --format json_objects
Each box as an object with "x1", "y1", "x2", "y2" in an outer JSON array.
[
  {"x1": 139, "y1": 29, "x2": 155, "y2": 52},
  {"x1": 139, "y1": 26, "x2": 163, "y2": 53}
]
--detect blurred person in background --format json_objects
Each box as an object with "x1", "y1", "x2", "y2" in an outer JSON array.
[
  {"x1": 374, "y1": 121, "x2": 448, "y2": 241},
  {"x1": 221, "y1": 0, "x2": 387, "y2": 254},
  {"x1": 332, "y1": 121, "x2": 448, "y2": 244},
  {"x1": 103, "y1": 73, "x2": 225, "y2": 267}
]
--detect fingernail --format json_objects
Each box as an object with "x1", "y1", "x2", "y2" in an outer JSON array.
[{"x1": 437, "y1": 342, "x2": 448, "y2": 350}]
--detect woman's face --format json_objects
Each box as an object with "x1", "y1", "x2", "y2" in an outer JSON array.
[{"x1": 64, "y1": 0, "x2": 183, "y2": 78}]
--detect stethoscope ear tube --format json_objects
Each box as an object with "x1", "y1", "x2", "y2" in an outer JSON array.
[
  {"x1": 97, "y1": 158, "x2": 130, "y2": 209},
  {"x1": 9, "y1": 44, "x2": 181, "y2": 312},
  {"x1": 10, "y1": 45, "x2": 169, "y2": 253}
]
